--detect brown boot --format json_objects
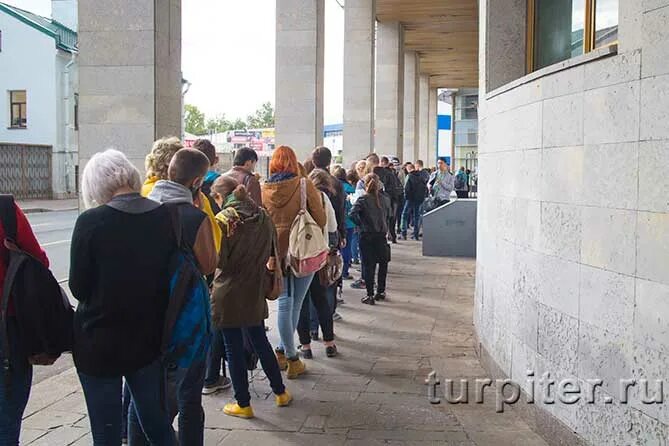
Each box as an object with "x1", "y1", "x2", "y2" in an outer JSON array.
[
  {"x1": 286, "y1": 358, "x2": 306, "y2": 379},
  {"x1": 275, "y1": 349, "x2": 288, "y2": 371}
]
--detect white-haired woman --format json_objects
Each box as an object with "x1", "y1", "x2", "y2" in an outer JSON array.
[{"x1": 70, "y1": 149, "x2": 177, "y2": 446}]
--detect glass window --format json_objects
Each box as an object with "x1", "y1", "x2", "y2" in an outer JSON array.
[
  {"x1": 595, "y1": 0, "x2": 618, "y2": 48},
  {"x1": 530, "y1": 0, "x2": 619, "y2": 72},
  {"x1": 533, "y1": 0, "x2": 585, "y2": 70},
  {"x1": 9, "y1": 90, "x2": 27, "y2": 128}
]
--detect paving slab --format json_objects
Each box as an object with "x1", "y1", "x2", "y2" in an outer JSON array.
[{"x1": 19, "y1": 242, "x2": 548, "y2": 445}]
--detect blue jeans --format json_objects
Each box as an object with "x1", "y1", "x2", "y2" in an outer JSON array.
[
  {"x1": 277, "y1": 272, "x2": 314, "y2": 359},
  {"x1": 78, "y1": 360, "x2": 176, "y2": 446},
  {"x1": 351, "y1": 229, "x2": 360, "y2": 262},
  {"x1": 402, "y1": 200, "x2": 423, "y2": 239},
  {"x1": 342, "y1": 227, "x2": 354, "y2": 276},
  {"x1": 0, "y1": 319, "x2": 32, "y2": 446},
  {"x1": 128, "y1": 360, "x2": 206, "y2": 446},
  {"x1": 204, "y1": 329, "x2": 226, "y2": 386},
  {"x1": 222, "y1": 325, "x2": 285, "y2": 407}
]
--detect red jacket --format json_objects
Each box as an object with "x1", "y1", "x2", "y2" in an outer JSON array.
[{"x1": 0, "y1": 203, "x2": 49, "y2": 312}]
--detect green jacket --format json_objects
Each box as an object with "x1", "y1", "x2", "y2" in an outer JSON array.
[{"x1": 211, "y1": 196, "x2": 275, "y2": 328}]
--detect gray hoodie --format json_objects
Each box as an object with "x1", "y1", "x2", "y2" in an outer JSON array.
[{"x1": 147, "y1": 180, "x2": 194, "y2": 205}]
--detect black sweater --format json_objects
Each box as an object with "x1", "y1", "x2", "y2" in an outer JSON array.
[{"x1": 69, "y1": 202, "x2": 177, "y2": 377}]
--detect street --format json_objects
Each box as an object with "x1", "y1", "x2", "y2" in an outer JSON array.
[{"x1": 25, "y1": 209, "x2": 78, "y2": 384}]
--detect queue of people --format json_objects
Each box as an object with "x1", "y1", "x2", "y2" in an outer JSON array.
[{"x1": 0, "y1": 134, "x2": 457, "y2": 445}]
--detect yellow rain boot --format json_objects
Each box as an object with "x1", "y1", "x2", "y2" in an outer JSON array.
[
  {"x1": 275, "y1": 390, "x2": 293, "y2": 407},
  {"x1": 275, "y1": 349, "x2": 288, "y2": 371},
  {"x1": 286, "y1": 358, "x2": 306, "y2": 379},
  {"x1": 223, "y1": 403, "x2": 254, "y2": 419}
]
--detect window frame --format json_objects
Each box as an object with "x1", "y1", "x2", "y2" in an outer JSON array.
[
  {"x1": 9, "y1": 90, "x2": 27, "y2": 129},
  {"x1": 526, "y1": 0, "x2": 618, "y2": 73}
]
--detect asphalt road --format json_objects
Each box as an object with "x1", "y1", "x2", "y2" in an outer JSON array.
[{"x1": 25, "y1": 209, "x2": 78, "y2": 384}]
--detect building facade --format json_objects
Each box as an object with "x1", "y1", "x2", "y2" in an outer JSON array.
[
  {"x1": 0, "y1": 1, "x2": 78, "y2": 198},
  {"x1": 476, "y1": 0, "x2": 669, "y2": 443}
]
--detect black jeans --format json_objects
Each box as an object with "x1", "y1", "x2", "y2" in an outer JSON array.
[
  {"x1": 0, "y1": 318, "x2": 32, "y2": 446},
  {"x1": 222, "y1": 325, "x2": 285, "y2": 407},
  {"x1": 359, "y1": 233, "x2": 389, "y2": 297},
  {"x1": 298, "y1": 277, "x2": 335, "y2": 344},
  {"x1": 387, "y1": 201, "x2": 398, "y2": 242}
]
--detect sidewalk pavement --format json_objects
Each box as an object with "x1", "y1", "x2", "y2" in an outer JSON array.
[
  {"x1": 16, "y1": 198, "x2": 79, "y2": 214},
  {"x1": 19, "y1": 242, "x2": 549, "y2": 446}
]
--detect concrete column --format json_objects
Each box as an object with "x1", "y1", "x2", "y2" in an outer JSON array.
[
  {"x1": 343, "y1": 0, "x2": 375, "y2": 165},
  {"x1": 375, "y1": 22, "x2": 403, "y2": 159},
  {"x1": 402, "y1": 51, "x2": 417, "y2": 162},
  {"x1": 428, "y1": 87, "x2": 438, "y2": 167},
  {"x1": 275, "y1": 0, "x2": 325, "y2": 162},
  {"x1": 415, "y1": 73, "x2": 429, "y2": 163},
  {"x1": 78, "y1": 0, "x2": 182, "y2": 175}
]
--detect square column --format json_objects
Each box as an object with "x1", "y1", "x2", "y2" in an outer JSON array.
[
  {"x1": 415, "y1": 73, "x2": 430, "y2": 163},
  {"x1": 78, "y1": 0, "x2": 182, "y2": 174},
  {"x1": 402, "y1": 51, "x2": 417, "y2": 163},
  {"x1": 343, "y1": 0, "x2": 375, "y2": 165},
  {"x1": 428, "y1": 87, "x2": 438, "y2": 167},
  {"x1": 275, "y1": 0, "x2": 325, "y2": 161},
  {"x1": 375, "y1": 22, "x2": 403, "y2": 159}
]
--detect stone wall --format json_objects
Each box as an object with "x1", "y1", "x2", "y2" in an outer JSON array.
[{"x1": 476, "y1": 0, "x2": 669, "y2": 444}]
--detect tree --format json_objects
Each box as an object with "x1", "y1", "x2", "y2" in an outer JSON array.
[
  {"x1": 184, "y1": 104, "x2": 206, "y2": 135},
  {"x1": 246, "y1": 102, "x2": 275, "y2": 129},
  {"x1": 206, "y1": 115, "x2": 231, "y2": 133},
  {"x1": 230, "y1": 118, "x2": 247, "y2": 130}
]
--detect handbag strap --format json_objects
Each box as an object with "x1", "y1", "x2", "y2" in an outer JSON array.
[{"x1": 299, "y1": 178, "x2": 307, "y2": 212}]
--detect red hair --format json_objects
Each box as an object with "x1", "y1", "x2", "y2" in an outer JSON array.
[{"x1": 269, "y1": 145, "x2": 299, "y2": 175}]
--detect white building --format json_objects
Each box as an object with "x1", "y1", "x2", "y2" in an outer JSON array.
[{"x1": 0, "y1": 1, "x2": 78, "y2": 198}]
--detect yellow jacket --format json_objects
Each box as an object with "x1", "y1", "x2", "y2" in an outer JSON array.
[{"x1": 141, "y1": 177, "x2": 222, "y2": 254}]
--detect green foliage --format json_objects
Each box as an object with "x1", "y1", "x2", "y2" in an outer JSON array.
[
  {"x1": 184, "y1": 102, "x2": 275, "y2": 135},
  {"x1": 184, "y1": 104, "x2": 206, "y2": 135},
  {"x1": 246, "y1": 102, "x2": 275, "y2": 129}
]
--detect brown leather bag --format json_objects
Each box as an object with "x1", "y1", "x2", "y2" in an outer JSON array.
[
  {"x1": 265, "y1": 236, "x2": 283, "y2": 300},
  {"x1": 318, "y1": 251, "x2": 344, "y2": 287}
]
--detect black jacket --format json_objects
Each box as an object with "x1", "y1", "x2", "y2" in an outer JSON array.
[
  {"x1": 373, "y1": 167, "x2": 403, "y2": 203},
  {"x1": 405, "y1": 171, "x2": 429, "y2": 203},
  {"x1": 350, "y1": 193, "x2": 391, "y2": 235}
]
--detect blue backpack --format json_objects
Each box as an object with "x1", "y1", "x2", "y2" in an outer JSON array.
[{"x1": 162, "y1": 205, "x2": 212, "y2": 369}]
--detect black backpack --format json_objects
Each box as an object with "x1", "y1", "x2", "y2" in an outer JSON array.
[{"x1": 0, "y1": 195, "x2": 74, "y2": 367}]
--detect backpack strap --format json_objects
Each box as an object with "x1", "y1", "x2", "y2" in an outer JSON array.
[
  {"x1": 165, "y1": 204, "x2": 184, "y2": 249},
  {"x1": 300, "y1": 178, "x2": 307, "y2": 212},
  {"x1": 0, "y1": 195, "x2": 17, "y2": 242}
]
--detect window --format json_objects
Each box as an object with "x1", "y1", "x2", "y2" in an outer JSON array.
[
  {"x1": 9, "y1": 90, "x2": 27, "y2": 128},
  {"x1": 527, "y1": 0, "x2": 618, "y2": 71}
]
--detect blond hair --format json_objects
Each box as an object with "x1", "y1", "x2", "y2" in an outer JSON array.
[{"x1": 145, "y1": 136, "x2": 183, "y2": 180}]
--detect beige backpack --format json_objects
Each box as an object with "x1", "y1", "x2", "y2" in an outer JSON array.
[{"x1": 287, "y1": 178, "x2": 329, "y2": 278}]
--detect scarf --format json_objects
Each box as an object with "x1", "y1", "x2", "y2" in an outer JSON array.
[
  {"x1": 215, "y1": 194, "x2": 243, "y2": 238},
  {"x1": 267, "y1": 172, "x2": 296, "y2": 183}
]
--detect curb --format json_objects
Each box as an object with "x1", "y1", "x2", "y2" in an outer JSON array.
[{"x1": 23, "y1": 207, "x2": 78, "y2": 214}]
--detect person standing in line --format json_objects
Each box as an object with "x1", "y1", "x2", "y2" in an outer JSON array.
[
  {"x1": 368, "y1": 155, "x2": 402, "y2": 244},
  {"x1": 332, "y1": 166, "x2": 356, "y2": 280},
  {"x1": 0, "y1": 200, "x2": 50, "y2": 445},
  {"x1": 297, "y1": 169, "x2": 339, "y2": 359},
  {"x1": 192, "y1": 139, "x2": 231, "y2": 397},
  {"x1": 70, "y1": 150, "x2": 178, "y2": 446},
  {"x1": 224, "y1": 147, "x2": 263, "y2": 207},
  {"x1": 262, "y1": 146, "x2": 326, "y2": 379},
  {"x1": 137, "y1": 148, "x2": 218, "y2": 446},
  {"x1": 401, "y1": 163, "x2": 429, "y2": 241},
  {"x1": 209, "y1": 175, "x2": 292, "y2": 419},
  {"x1": 350, "y1": 174, "x2": 391, "y2": 305},
  {"x1": 141, "y1": 136, "x2": 183, "y2": 197},
  {"x1": 429, "y1": 159, "x2": 456, "y2": 207}
]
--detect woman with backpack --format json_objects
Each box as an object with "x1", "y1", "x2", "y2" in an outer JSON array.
[
  {"x1": 297, "y1": 168, "x2": 339, "y2": 360},
  {"x1": 209, "y1": 175, "x2": 292, "y2": 419},
  {"x1": 350, "y1": 174, "x2": 392, "y2": 305},
  {"x1": 0, "y1": 198, "x2": 50, "y2": 445},
  {"x1": 261, "y1": 146, "x2": 326, "y2": 379},
  {"x1": 70, "y1": 150, "x2": 178, "y2": 445}
]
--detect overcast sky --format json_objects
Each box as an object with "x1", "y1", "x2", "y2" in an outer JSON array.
[{"x1": 10, "y1": 0, "x2": 345, "y2": 124}]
